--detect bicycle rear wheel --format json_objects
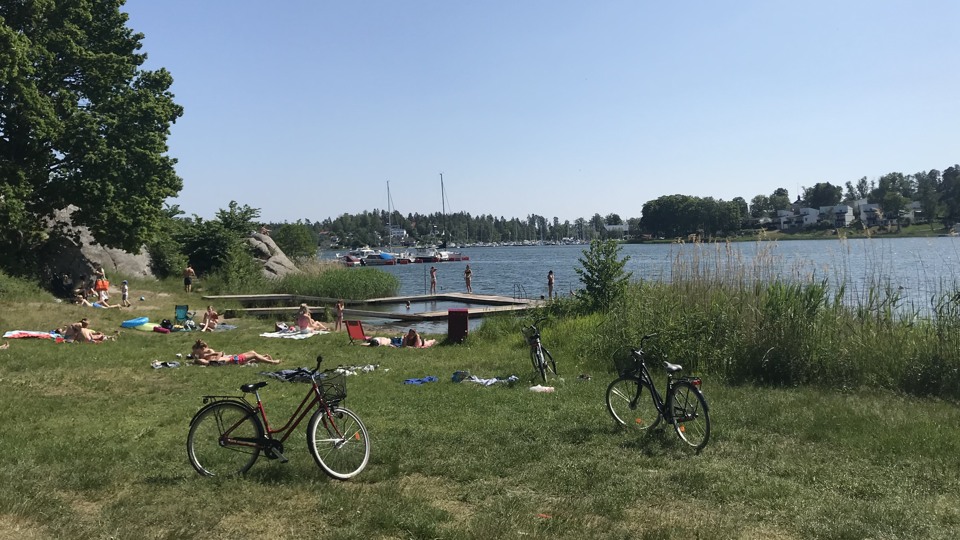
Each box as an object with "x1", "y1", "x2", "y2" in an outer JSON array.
[
  {"x1": 307, "y1": 406, "x2": 370, "y2": 480},
  {"x1": 669, "y1": 381, "x2": 711, "y2": 451},
  {"x1": 606, "y1": 376, "x2": 660, "y2": 431},
  {"x1": 541, "y1": 347, "x2": 557, "y2": 376},
  {"x1": 187, "y1": 401, "x2": 263, "y2": 476},
  {"x1": 531, "y1": 347, "x2": 547, "y2": 382}
]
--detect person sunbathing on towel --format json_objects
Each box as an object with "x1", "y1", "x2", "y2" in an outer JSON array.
[
  {"x1": 59, "y1": 319, "x2": 115, "y2": 343},
  {"x1": 403, "y1": 328, "x2": 438, "y2": 348},
  {"x1": 190, "y1": 339, "x2": 280, "y2": 365},
  {"x1": 200, "y1": 305, "x2": 220, "y2": 331},
  {"x1": 361, "y1": 336, "x2": 396, "y2": 347},
  {"x1": 296, "y1": 303, "x2": 328, "y2": 332}
]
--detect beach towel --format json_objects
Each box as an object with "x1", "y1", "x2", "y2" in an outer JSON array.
[
  {"x1": 403, "y1": 376, "x2": 438, "y2": 385},
  {"x1": 462, "y1": 375, "x2": 519, "y2": 387},
  {"x1": 3, "y1": 330, "x2": 64, "y2": 342},
  {"x1": 213, "y1": 324, "x2": 238, "y2": 331},
  {"x1": 259, "y1": 367, "x2": 316, "y2": 383},
  {"x1": 259, "y1": 329, "x2": 328, "y2": 339}
]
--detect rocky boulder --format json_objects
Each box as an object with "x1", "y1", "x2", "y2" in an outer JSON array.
[
  {"x1": 43, "y1": 206, "x2": 153, "y2": 295},
  {"x1": 246, "y1": 232, "x2": 301, "y2": 279}
]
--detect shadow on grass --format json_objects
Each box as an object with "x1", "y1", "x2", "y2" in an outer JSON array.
[{"x1": 617, "y1": 428, "x2": 677, "y2": 457}]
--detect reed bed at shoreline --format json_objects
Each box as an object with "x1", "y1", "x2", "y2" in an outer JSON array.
[{"x1": 566, "y1": 239, "x2": 960, "y2": 400}]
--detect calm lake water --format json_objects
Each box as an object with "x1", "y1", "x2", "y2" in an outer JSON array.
[{"x1": 321, "y1": 237, "x2": 960, "y2": 322}]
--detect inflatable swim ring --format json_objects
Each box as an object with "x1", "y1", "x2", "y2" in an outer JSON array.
[
  {"x1": 134, "y1": 323, "x2": 159, "y2": 332},
  {"x1": 120, "y1": 317, "x2": 149, "y2": 328}
]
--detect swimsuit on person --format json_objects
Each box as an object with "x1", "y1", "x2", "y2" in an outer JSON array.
[{"x1": 233, "y1": 354, "x2": 247, "y2": 364}]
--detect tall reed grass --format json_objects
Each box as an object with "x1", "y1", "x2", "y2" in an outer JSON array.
[
  {"x1": 581, "y1": 240, "x2": 960, "y2": 399},
  {"x1": 272, "y1": 260, "x2": 400, "y2": 300}
]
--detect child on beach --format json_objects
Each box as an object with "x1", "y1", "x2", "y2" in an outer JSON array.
[{"x1": 121, "y1": 280, "x2": 131, "y2": 307}]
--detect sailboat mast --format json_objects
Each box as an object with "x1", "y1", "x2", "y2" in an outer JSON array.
[
  {"x1": 386, "y1": 181, "x2": 391, "y2": 250},
  {"x1": 440, "y1": 173, "x2": 446, "y2": 247}
]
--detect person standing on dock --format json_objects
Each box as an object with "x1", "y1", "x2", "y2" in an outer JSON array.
[
  {"x1": 430, "y1": 266, "x2": 438, "y2": 294},
  {"x1": 464, "y1": 264, "x2": 473, "y2": 293},
  {"x1": 547, "y1": 270, "x2": 555, "y2": 299}
]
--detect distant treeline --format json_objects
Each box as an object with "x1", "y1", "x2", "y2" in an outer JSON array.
[{"x1": 267, "y1": 164, "x2": 960, "y2": 248}]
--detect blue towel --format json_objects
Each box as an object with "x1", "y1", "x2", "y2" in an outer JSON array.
[{"x1": 404, "y1": 376, "x2": 439, "y2": 385}]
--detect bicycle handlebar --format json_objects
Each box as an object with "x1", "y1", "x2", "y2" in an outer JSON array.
[{"x1": 315, "y1": 355, "x2": 323, "y2": 373}]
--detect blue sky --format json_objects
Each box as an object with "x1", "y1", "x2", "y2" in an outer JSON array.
[{"x1": 124, "y1": 0, "x2": 960, "y2": 224}]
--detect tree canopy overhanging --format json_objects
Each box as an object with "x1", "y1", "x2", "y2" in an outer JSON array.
[{"x1": 0, "y1": 0, "x2": 183, "y2": 272}]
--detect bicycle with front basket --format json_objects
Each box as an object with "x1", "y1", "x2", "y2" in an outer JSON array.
[
  {"x1": 186, "y1": 355, "x2": 370, "y2": 479},
  {"x1": 605, "y1": 333, "x2": 711, "y2": 451},
  {"x1": 523, "y1": 317, "x2": 556, "y2": 382}
]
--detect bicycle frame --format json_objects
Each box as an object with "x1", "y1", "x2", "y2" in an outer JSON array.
[
  {"x1": 628, "y1": 352, "x2": 670, "y2": 420},
  {"x1": 204, "y1": 378, "x2": 344, "y2": 451}
]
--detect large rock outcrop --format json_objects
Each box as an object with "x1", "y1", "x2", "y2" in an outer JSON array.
[
  {"x1": 43, "y1": 206, "x2": 153, "y2": 295},
  {"x1": 246, "y1": 232, "x2": 301, "y2": 279}
]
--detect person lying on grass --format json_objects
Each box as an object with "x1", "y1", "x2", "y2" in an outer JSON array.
[
  {"x1": 58, "y1": 318, "x2": 117, "y2": 343},
  {"x1": 360, "y1": 329, "x2": 437, "y2": 348},
  {"x1": 190, "y1": 339, "x2": 280, "y2": 365}
]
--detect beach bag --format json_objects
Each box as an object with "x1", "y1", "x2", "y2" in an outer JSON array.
[
  {"x1": 94, "y1": 279, "x2": 109, "y2": 292},
  {"x1": 160, "y1": 319, "x2": 173, "y2": 330}
]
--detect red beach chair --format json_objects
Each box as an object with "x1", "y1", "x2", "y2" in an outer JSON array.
[{"x1": 345, "y1": 320, "x2": 370, "y2": 344}]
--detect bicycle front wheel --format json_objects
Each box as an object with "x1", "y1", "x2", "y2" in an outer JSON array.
[
  {"x1": 187, "y1": 401, "x2": 263, "y2": 476},
  {"x1": 606, "y1": 376, "x2": 660, "y2": 431},
  {"x1": 531, "y1": 347, "x2": 547, "y2": 382},
  {"x1": 669, "y1": 381, "x2": 711, "y2": 451},
  {"x1": 307, "y1": 406, "x2": 370, "y2": 480}
]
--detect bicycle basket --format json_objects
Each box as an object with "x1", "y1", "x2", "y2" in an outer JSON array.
[
  {"x1": 521, "y1": 325, "x2": 538, "y2": 341},
  {"x1": 318, "y1": 371, "x2": 347, "y2": 402},
  {"x1": 612, "y1": 347, "x2": 638, "y2": 376}
]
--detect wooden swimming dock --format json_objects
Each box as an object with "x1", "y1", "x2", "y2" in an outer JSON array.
[{"x1": 203, "y1": 292, "x2": 543, "y2": 322}]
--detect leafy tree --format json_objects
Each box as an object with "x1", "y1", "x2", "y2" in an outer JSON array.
[
  {"x1": 272, "y1": 223, "x2": 319, "y2": 260},
  {"x1": 575, "y1": 239, "x2": 632, "y2": 312},
  {"x1": 750, "y1": 195, "x2": 772, "y2": 218},
  {"x1": 801, "y1": 183, "x2": 842, "y2": 208},
  {"x1": 216, "y1": 201, "x2": 261, "y2": 236},
  {"x1": 915, "y1": 170, "x2": 941, "y2": 229},
  {"x1": 0, "y1": 1, "x2": 183, "y2": 274},
  {"x1": 732, "y1": 197, "x2": 749, "y2": 221},
  {"x1": 940, "y1": 165, "x2": 960, "y2": 225},
  {"x1": 769, "y1": 188, "x2": 791, "y2": 212}
]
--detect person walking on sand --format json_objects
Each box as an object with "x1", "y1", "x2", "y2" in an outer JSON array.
[
  {"x1": 547, "y1": 270, "x2": 555, "y2": 299},
  {"x1": 183, "y1": 264, "x2": 197, "y2": 293},
  {"x1": 464, "y1": 264, "x2": 473, "y2": 293},
  {"x1": 430, "y1": 266, "x2": 438, "y2": 294}
]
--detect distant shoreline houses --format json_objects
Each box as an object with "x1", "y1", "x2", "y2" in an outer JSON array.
[{"x1": 756, "y1": 199, "x2": 924, "y2": 232}]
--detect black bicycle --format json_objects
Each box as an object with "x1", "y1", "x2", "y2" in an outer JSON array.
[
  {"x1": 605, "y1": 334, "x2": 711, "y2": 451},
  {"x1": 522, "y1": 317, "x2": 556, "y2": 382}
]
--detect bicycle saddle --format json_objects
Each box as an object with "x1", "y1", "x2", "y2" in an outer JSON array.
[
  {"x1": 241, "y1": 381, "x2": 268, "y2": 393},
  {"x1": 663, "y1": 361, "x2": 683, "y2": 374}
]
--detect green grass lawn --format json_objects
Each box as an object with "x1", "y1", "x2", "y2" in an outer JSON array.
[{"x1": 1, "y1": 280, "x2": 959, "y2": 539}]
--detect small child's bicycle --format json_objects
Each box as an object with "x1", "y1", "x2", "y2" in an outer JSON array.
[
  {"x1": 186, "y1": 355, "x2": 370, "y2": 479},
  {"x1": 522, "y1": 317, "x2": 556, "y2": 382},
  {"x1": 605, "y1": 333, "x2": 711, "y2": 451}
]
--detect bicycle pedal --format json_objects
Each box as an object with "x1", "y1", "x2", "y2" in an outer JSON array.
[{"x1": 273, "y1": 450, "x2": 289, "y2": 463}]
